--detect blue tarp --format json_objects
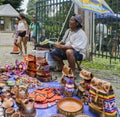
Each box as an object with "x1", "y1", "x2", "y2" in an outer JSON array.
[
  {"x1": 9, "y1": 76, "x2": 97, "y2": 117},
  {"x1": 95, "y1": 13, "x2": 120, "y2": 20}
]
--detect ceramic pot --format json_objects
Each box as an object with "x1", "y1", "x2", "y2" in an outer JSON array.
[
  {"x1": 21, "y1": 98, "x2": 35, "y2": 114},
  {"x1": 15, "y1": 85, "x2": 28, "y2": 106},
  {"x1": 75, "y1": 114, "x2": 91, "y2": 117},
  {"x1": 2, "y1": 98, "x2": 14, "y2": 109},
  {"x1": 1, "y1": 92, "x2": 11, "y2": 100},
  {"x1": 5, "y1": 107, "x2": 15, "y2": 116},
  {"x1": 11, "y1": 112, "x2": 21, "y2": 117}
]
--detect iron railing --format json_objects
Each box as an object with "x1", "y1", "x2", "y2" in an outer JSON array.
[
  {"x1": 36, "y1": 0, "x2": 120, "y2": 64},
  {"x1": 36, "y1": 0, "x2": 73, "y2": 42},
  {"x1": 92, "y1": 0, "x2": 120, "y2": 64}
]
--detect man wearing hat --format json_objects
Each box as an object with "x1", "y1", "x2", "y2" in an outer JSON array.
[
  {"x1": 29, "y1": 15, "x2": 42, "y2": 46},
  {"x1": 51, "y1": 14, "x2": 88, "y2": 76}
]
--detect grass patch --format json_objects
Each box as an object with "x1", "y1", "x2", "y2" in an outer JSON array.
[{"x1": 82, "y1": 56, "x2": 120, "y2": 76}]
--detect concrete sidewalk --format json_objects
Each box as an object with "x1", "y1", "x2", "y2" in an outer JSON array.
[
  {"x1": 0, "y1": 32, "x2": 14, "y2": 46},
  {"x1": 0, "y1": 32, "x2": 34, "y2": 66}
]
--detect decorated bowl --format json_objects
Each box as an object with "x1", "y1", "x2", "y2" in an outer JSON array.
[
  {"x1": 57, "y1": 97, "x2": 84, "y2": 117},
  {"x1": 50, "y1": 114, "x2": 66, "y2": 117},
  {"x1": 75, "y1": 114, "x2": 91, "y2": 117}
]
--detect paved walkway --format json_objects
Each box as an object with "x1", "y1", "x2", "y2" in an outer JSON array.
[
  {"x1": 0, "y1": 32, "x2": 33, "y2": 66},
  {"x1": 0, "y1": 32, "x2": 13, "y2": 45}
]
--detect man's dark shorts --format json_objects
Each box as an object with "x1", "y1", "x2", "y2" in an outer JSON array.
[{"x1": 50, "y1": 48, "x2": 83, "y2": 61}]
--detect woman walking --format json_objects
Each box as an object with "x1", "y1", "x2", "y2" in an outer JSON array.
[
  {"x1": 10, "y1": 17, "x2": 20, "y2": 54},
  {"x1": 17, "y1": 13, "x2": 29, "y2": 55}
]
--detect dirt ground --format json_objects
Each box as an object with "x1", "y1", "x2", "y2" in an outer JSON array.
[{"x1": 0, "y1": 33, "x2": 120, "y2": 109}]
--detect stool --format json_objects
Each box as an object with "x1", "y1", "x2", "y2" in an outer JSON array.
[
  {"x1": 63, "y1": 59, "x2": 82, "y2": 71},
  {"x1": 76, "y1": 60, "x2": 82, "y2": 70}
]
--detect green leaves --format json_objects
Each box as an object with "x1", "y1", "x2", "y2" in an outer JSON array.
[{"x1": 2, "y1": 0, "x2": 24, "y2": 11}]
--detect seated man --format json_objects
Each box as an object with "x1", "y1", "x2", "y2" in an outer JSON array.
[{"x1": 50, "y1": 14, "x2": 88, "y2": 76}]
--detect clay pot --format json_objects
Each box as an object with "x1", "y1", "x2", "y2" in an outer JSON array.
[
  {"x1": 15, "y1": 85, "x2": 28, "y2": 106},
  {"x1": 5, "y1": 107, "x2": 15, "y2": 116},
  {"x1": 0, "y1": 97, "x2": 2, "y2": 102},
  {"x1": 0, "y1": 67, "x2": 7, "y2": 72},
  {"x1": 2, "y1": 99, "x2": 14, "y2": 108},
  {"x1": 75, "y1": 114, "x2": 91, "y2": 117},
  {"x1": 11, "y1": 112, "x2": 21, "y2": 117},
  {"x1": 11, "y1": 87, "x2": 18, "y2": 95},
  {"x1": 1, "y1": 92, "x2": 11, "y2": 100},
  {"x1": 21, "y1": 98, "x2": 35, "y2": 114}
]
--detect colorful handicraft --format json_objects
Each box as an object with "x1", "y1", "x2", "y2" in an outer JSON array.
[
  {"x1": 15, "y1": 60, "x2": 26, "y2": 76},
  {"x1": 36, "y1": 57, "x2": 52, "y2": 82},
  {"x1": 15, "y1": 74, "x2": 41, "y2": 88},
  {"x1": 25, "y1": 54, "x2": 36, "y2": 77},
  {"x1": 29, "y1": 88, "x2": 62, "y2": 108},
  {"x1": 88, "y1": 77, "x2": 117, "y2": 117},
  {"x1": 20, "y1": 98, "x2": 36, "y2": 117},
  {"x1": 77, "y1": 69, "x2": 93, "y2": 104},
  {"x1": 5, "y1": 64, "x2": 15, "y2": 74},
  {"x1": 61, "y1": 65, "x2": 75, "y2": 97}
]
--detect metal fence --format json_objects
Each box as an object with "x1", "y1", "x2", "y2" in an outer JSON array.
[
  {"x1": 92, "y1": 0, "x2": 120, "y2": 64},
  {"x1": 36, "y1": 0, "x2": 73, "y2": 41},
  {"x1": 36, "y1": 0, "x2": 120, "y2": 64}
]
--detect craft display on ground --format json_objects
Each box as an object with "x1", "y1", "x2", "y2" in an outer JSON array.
[
  {"x1": 88, "y1": 77, "x2": 117, "y2": 117},
  {"x1": 61, "y1": 65, "x2": 75, "y2": 97},
  {"x1": 0, "y1": 53, "x2": 118, "y2": 117},
  {"x1": 57, "y1": 97, "x2": 84, "y2": 117},
  {"x1": 77, "y1": 69, "x2": 94, "y2": 104}
]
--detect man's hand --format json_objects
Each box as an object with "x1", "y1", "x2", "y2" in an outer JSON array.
[
  {"x1": 54, "y1": 42, "x2": 73, "y2": 50},
  {"x1": 54, "y1": 42, "x2": 63, "y2": 49}
]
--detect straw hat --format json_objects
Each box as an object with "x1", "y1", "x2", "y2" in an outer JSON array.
[
  {"x1": 79, "y1": 69, "x2": 93, "y2": 80},
  {"x1": 62, "y1": 65, "x2": 73, "y2": 76}
]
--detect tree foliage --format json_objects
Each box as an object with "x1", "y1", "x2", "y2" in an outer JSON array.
[
  {"x1": 2, "y1": 0, "x2": 24, "y2": 11},
  {"x1": 106, "y1": 0, "x2": 120, "y2": 13},
  {"x1": 0, "y1": 0, "x2": 3, "y2": 5},
  {"x1": 27, "y1": 0, "x2": 36, "y2": 17}
]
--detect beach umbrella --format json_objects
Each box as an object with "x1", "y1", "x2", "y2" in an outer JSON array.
[{"x1": 72, "y1": 0, "x2": 114, "y2": 14}]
